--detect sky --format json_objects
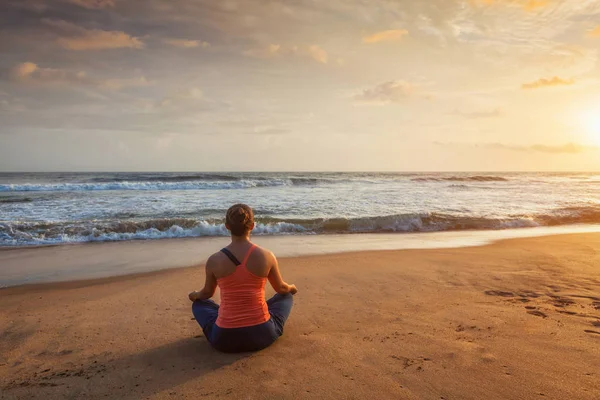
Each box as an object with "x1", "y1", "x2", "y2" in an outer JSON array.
[{"x1": 1, "y1": 0, "x2": 600, "y2": 172}]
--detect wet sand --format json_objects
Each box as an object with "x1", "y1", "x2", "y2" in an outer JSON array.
[
  {"x1": 3, "y1": 224, "x2": 600, "y2": 287},
  {"x1": 1, "y1": 234, "x2": 600, "y2": 399}
]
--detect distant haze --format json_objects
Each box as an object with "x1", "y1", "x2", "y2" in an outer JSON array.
[{"x1": 1, "y1": 0, "x2": 600, "y2": 171}]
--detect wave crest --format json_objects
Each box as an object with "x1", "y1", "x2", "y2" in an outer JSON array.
[
  {"x1": 91, "y1": 173, "x2": 242, "y2": 183},
  {"x1": 0, "y1": 180, "x2": 288, "y2": 192},
  {"x1": 0, "y1": 177, "x2": 344, "y2": 192},
  {"x1": 412, "y1": 175, "x2": 509, "y2": 182},
  {"x1": 3, "y1": 205, "x2": 600, "y2": 246}
]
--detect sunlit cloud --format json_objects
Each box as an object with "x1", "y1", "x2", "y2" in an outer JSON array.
[
  {"x1": 11, "y1": 62, "x2": 39, "y2": 80},
  {"x1": 67, "y1": 0, "x2": 115, "y2": 9},
  {"x1": 163, "y1": 39, "x2": 210, "y2": 49},
  {"x1": 307, "y1": 45, "x2": 328, "y2": 64},
  {"x1": 10, "y1": 62, "x2": 150, "y2": 91},
  {"x1": 469, "y1": 0, "x2": 549, "y2": 11},
  {"x1": 436, "y1": 142, "x2": 597, "y2": 154},
  {"x1": 521, "y1": 76, "x2": 574, "y2": 89},
  {"x1": 488, "y1": 142, "x2": 592, "y2": 154},
  {"x1": 354, "y1": 81, "x2": 426, "y2": 105},
  {"x1": 362, "y1": 29, "x2": 408, "y2": 44},
  {"x1": 522, "y1": 0, "x2": 549, "y2": 11},
  {"x1": 11, "y1": 62, "x2": 86, "y2": 84},
  {"x1": 586, "y1": 26, "x2": 600, "y2": 38},
  {"x1": 43, "y1": 19, "x2": 143, "y2": 50},
  {"x1": 243, "y1": 44, "x2": 328, "y2": 64}
]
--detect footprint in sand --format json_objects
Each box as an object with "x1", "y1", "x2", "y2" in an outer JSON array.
[
  {"x1": 501, "y1": 364, "x2": 512, "y2": 376},
  {"x1": 557, "y1": 310, "x2": 578, "y2": 316},
  {"x1": 548, "y1": 295, "x2": 576, "y2": 308},
  {"x1": 517, "y1": 290, "x2": 541, "y2": 299},
  {"x1": 484, "y1": 290, "x2": 514, "y2": 297},
  {"x1": 527, "y1": 310, "x2": 548, "y2": 318},
  {"x1": 569, "y1": 295, "x2": 600, "y2": 301},
  {"x1": 485, "y1": 290, "x2": 544, "y2": 304},
  {"x1": 514, "y1": 298, "x2": 531, "y2": 303}
]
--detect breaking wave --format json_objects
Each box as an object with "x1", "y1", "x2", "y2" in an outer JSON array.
[
  {"x1": 3, "y1": 206, "x2": 600, "y2": 247},
  {"x1": 0, "y1": 180, "x2": 286, "y2": 192},
  {"x1": 412, "y1": 175, "x2": 509, "y2": 182},
  {"x1": 90, "y1": 173, "x2": 243, "y2": 183},
  {"x1": 0, "y1": 177, "x2": 347, "y2": 192}
]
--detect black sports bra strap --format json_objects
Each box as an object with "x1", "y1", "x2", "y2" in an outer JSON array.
[{"x1": 220, "y1": 248, "x2": 241, "y2": 266}]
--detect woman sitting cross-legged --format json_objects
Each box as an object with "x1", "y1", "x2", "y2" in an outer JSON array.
[{"x1": 189, "y1": 203, "x2": 297, "y2": 353}]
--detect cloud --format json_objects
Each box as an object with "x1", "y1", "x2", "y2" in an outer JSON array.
[
  {"x1": 488, "y1": 142, "x2": 591, "y2": 154},
  {"x1": 98, "y1": 76, "x2": 151, "y2": 90},
  {"x1": 243, "y1": 44, "x2": 328, "y2": 64},
  {"x1": 307, "y1": 45, "x2": 328, "y2": 64},
  {"x1": 521, "y1": 76, "x2": 574, "y2": 89},
  {"x1": 243, "y1": 44, "x2": 282, "y2": 59},
  {"x1": 586, "y1": 26, "x2": 600, "y2": 38},
  {"x1": 11, "y1": 62, "x2": 39, "y2": 79},
  {"x1": 454, "y1": 108, "x2": 503, "y2": 119},
  {"x1": 354, "y1": 80, "x2": 426, "y2": 104},
  {"x1": 10, "y1": 62, "x2": 150, "y2": 91},
  {"x1": 469, "y1": 0, "x2": 549, "y2": 11},
  {"x1": 163, "y1": 39, "x2": 210, "y2": 48},
  {"x1": 159, "y1": 88, "x2": 205, "y2": 108},
  {"x1": 522, "y1": 0, "x2": 549, "y2": 12},
  {"x1": 43, "y1": 19, "x2": 143, "y2": 50},
  {"x1": 362, "y1": 29, "x2": 408, "y2": 44},
  {"x1": 7, "y1": 0, "x2": 48, "y2": 12},
  {"x1": 67, "y1": 0, "x2": 115, "y2": 9},
  {"x1": 156, "y1": 88, "x2": 230, "y2": 116},
  {"x1": 11, "y1": 62, "x2": 86, "y2": 84},
  {"x1": 436, "y1": 141, "x2": 596, "y2": 154},
  {"x1": 449, "y1": 1, "x2": 599, "y2": 78}
]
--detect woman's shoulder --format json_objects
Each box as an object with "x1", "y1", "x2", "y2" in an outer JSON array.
[
  {"x1": 207, "y1": 245, "x2": 274, "y2": 265},
  {"x1": 206, "y1": 251, "x2": 226, "y2": 269},
  {"x1": 251, "y1": 244, "x2": 275, "y2": 262}
]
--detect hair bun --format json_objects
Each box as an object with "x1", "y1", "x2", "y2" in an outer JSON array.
[{"x1": 226, "y1": 204, "x2": 254, "y2": 236}]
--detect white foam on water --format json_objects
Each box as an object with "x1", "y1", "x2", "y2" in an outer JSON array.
[{"x1": 0, "y1": 179, "x2": 290, "y2": 192}]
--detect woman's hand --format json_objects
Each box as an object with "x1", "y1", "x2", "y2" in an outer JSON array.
[
  {"x1": 188, "y1": 291, "x2": 200, "y2": 302},
  {"x1": 288, "y1": 284, "x2": 298, "y2": 295}
]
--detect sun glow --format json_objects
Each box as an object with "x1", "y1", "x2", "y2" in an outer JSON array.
[{"x1": 580, "y1": 108, "x2": 600, "y2": 145}]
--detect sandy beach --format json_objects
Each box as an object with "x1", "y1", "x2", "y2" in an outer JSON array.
[{"x1": 1, "y1": 233, "x2": 599, "y2": 399}]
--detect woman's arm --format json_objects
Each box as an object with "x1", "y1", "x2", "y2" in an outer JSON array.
[
  {"x1": 268, "y1": 253, "x2": 297, "y2": 295},
  {"x1": 188, "y1": 256, "x2": 218, "y2": 301}
]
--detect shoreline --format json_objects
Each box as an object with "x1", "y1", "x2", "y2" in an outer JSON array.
[
  {"x1": 1, "y1": 233, "x2": 599, "y2": 399},
  {"x1": 0, "y1": 230, "x2": 590, "y2": 295},
  {"x1": 2, "y1": 224, "x2": 600, "y2": 288},
  {"x1": 1, "y1": 222, "x2": 600, "y2": 252}
]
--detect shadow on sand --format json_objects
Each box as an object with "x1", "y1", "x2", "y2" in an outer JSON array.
[{"x1": 3, "y1": 336, "x2": 251, "y2": 399}]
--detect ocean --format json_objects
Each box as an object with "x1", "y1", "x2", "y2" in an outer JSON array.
[{"x1": 1, "y1": 171, "x2": 599, "y2": 247}]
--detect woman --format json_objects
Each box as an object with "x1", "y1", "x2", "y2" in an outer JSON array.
[{"x1": 189, "y1": 204, "x2": 297, "y2": 353}]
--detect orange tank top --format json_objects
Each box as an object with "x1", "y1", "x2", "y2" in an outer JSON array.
[{"x1": 216, "y1": 244, "x2": 270, "y2": 329}]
